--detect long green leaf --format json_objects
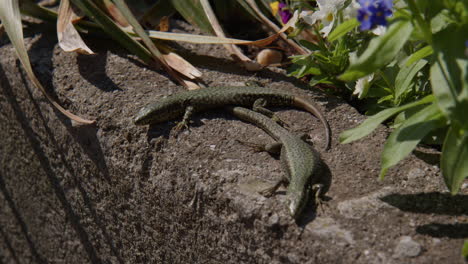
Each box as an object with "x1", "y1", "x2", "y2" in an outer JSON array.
[
  {"x1": 235, "y1": 0, "x2": 262, "y2": 21},
  {"x1": 394, "y1": 59, "x2": 427, "y2": 101},
  {"x1": 328, "y1": 18, "x2": 359, "y2": 42},
  {"x1": 113, "y1": 0, "x2": 163, "y2": 58},
  {"x1": 379, "y1": 103, "x2": 445, "y2": 179},
  {"x1": 340, "y1": 95, "x2": 434, "y2": 144},
  {"x1": 0, "y1": 0, "x2": 95, "y2": 124},
  {"x1": 441, "y1": 127, "x2": 468, "y2": 195},
  {"x1": 430, "y1": 25, "x2": 468, "y2": 130},
  {"x1": 405, "y1": 45, "x2": 433, "y2": 66},
  {"x1": 339, "y1": 19, "x2": 413, "y2": 81},
  {"x1": 463, "y1": 240, "x2": 468, "y2": 259},
  {"x1": 112, "y1": 0, "x2": 196, "y2": 88},
  {"x1": 70, "y1": 0, "x2": 153, "y2": 63},
  {"x1": 169, "y1": 0, "x2": 214, "y2": 34}
]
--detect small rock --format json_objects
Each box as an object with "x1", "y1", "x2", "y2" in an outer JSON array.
[
  {"x1": 462, "y1": 182, "x2": 468, "y2": 190},
  {"x1": 267, "y1": 213, "x2": 280, "y2": 227},
  {"x1": 256, "y1": 49, "x2": 283, "y2": 66},
  {"x1": 407, "y1": 168, "x2": 424, "y2": 180},
  {"x1": 432, "y1": 238, "x2": 441, "y2": 245},
  {"x1": 393, "y1": 236, "x2": 422, "y2": 258},
  {"x1": 306, "y1": 217, "x2": 355, "y2": 246},
  {"x1": 337, "y1": 187, "x2": 395, "y2": 219}
]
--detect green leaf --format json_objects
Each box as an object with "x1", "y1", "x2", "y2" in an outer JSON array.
[
  {"x1": 70, "y1": 0, "x2": 153, "y2": 63},
  {"x1": 169, "y1": 0, "x2": 214, "y2": 34},
  {"x1": 299, "y1": 40, "x2": 320, "y2": 52},
  {"x1": 430, "y1": 9, "x2": 451, "y2": 34},
  {"x1": 441, "y1": 127, "x2": 468, "y2": 195},
  {"x1": 328, "y1": 18, "x2": 359, "y2": 42},
  {"x1": 379, "y1": 103, "x2": 445, "y2": 180},
  {"x1": 112, "y1": 0, "x2": 164, "y2": 60},
  {"x1": 394, "y1": 59, "x2": 427, "y2": 101},
  {"x1": 463, "y1": 240, "x2": 468, "y2": 259},
  {"x1": 340, "y1": 95, "x2": 434, "y2": 144},
  {"x1": 405, "y1": 45, "x2": 433, "y2": 66},
  {"x1": 430, "y1": 25, "x2": 468, "y2": 130},
  {"x1": 339, "y1": 19, "x2": 413, "y2": 81}
]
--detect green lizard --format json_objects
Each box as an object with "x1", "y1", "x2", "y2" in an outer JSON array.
[
  {"x1": 134, "y1": 86, "x2": 331, "y2": 150},
  {"x1": 226, "y1": 106, "x2": 324, "y2": 219}
]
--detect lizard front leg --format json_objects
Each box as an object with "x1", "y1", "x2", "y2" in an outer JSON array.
[{"x1": 174, "y1": 106, "x2": 194, "y2": 132}]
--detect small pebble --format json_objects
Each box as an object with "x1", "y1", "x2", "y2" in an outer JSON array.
[
  {"x1": 256, "y1": 49, "x2": 283, "y2": 66},
  {"x1": 393, "y1": 236, "x2": 422, "y2": 258}
]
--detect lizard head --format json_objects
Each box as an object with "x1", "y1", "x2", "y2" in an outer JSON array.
[
  {"x1": 287, "y1": 188, "x2": 310, "y2": 220},
  {"x1": 134, "y1": 97, "x2": 185, "y2": 125}
]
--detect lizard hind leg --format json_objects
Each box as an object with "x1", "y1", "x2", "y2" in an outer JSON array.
[
  {"x1": 235, "y1": 140, "x2": 282, "y2": 155},
  {"x1": 311, "y1": 183, "x2": 327, "y2": 213},
  {"x1": 252, "y1": 99, "x2": 289, "y2": 128},
  {"x1": 259, "y1": 178, "x2": 288, "y2": 197}
]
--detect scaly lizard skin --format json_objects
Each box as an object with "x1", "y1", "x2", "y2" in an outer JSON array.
[
  {"x1": 134, "y1": 86, "x2": 331, "y2": 149},
  {"x1": 226, "y1": 106, "x2": 323, "y2": 219}
]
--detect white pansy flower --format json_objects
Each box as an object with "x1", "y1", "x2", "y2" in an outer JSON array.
[
  {"x1": 343, "y1": 0, "x2": 360, "y2": 19},
  {"x1": 302, "y1": 0, "x2": 346, "y2": 37},
  {"x1": 371, "y1": 25, "x2": 387, "y2": 35},
  {"x1": 353, "y1": 73, "x2": 374, "y2": 98}
]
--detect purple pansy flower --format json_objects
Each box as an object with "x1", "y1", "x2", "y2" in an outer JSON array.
[
  {"x1": 279, "y1": 2, "x2": 292, "y2": 24},
  {"x1": 357, "y1": 0, "x2": 393, "y2": 31}
]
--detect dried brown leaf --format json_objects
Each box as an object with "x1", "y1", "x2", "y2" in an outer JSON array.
[
  {"x1": 245, "y1": 0, "x2": 306, "y2": 54},
  {"x1": 1, "y1": 0, "x2": 95, "y2": 124},
  {"x1": 162, "y1": 52, "x2": 202, "y2": 79},
  {"x1": 57, "y1": 0, "x2": 94, "y2": 55},
  {"x1": 158, "y1": 16, "x2": 170, "y2": 32}
]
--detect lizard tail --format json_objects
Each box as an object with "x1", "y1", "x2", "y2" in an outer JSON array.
[{"x1": 292, "y1": 96, "x2": 331, "y2": 150}]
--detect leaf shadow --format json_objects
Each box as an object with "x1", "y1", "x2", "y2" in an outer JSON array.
[
  {"x1": 380, "y1": 192, "x2": 468, "y2": 216},
  {"x1": 380, "y1": 193, "x2": 468, "y2": 239},
  {"x1": 416, "y1": 223, "x2": 468, "y2": 239}
]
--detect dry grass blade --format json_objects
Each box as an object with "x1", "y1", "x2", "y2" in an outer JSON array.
[
  {"x1": 200, "y1": 0, "x2": 262, "y2": 71},
  {"x1": 113, "y1": 0, "x2": 200, "y2": 89},
  {"x1": 57, "y1": 0, "x2": 94, "y2": 54},
  {"x1": 244, "y1": 0, "x2": 306, "y2": 54},
  {"x1": 132, "y1": 10, "x2": 299, "y2": 47},
  {"x1": 0, "y1": 0, "x2": 95, "y2": 124},
  {"x1": 134, "y1": 29, "x2": 274, "y2": 45},
  {"x1": 97, "y1": 0, "x2": 129, "y2": 27}
]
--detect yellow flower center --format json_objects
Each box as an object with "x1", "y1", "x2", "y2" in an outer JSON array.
[{"x1": 270, "y1": 1, "x2": 280, "y2": 16}]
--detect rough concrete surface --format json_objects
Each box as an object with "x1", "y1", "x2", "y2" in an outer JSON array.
[{"x1": 0, "y1": 21, "x2": 467, "y2": 264}]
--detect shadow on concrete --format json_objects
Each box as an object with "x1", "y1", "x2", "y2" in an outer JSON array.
[
  {"x1": 0, "y1": 61, "x2": 124, "y2": 263},
  {"x1": 77, "y1": 52, "x2": 122, "y2": 92},
  {"x1": 0, "y1": 175, "x2": 44, "y2": 264},
  {"x1": 380, "y1": 192, "x2": 468, "y2": 216},
  {"x1": 416, "y1": 223, "x2": 468, "y2": 239}
]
